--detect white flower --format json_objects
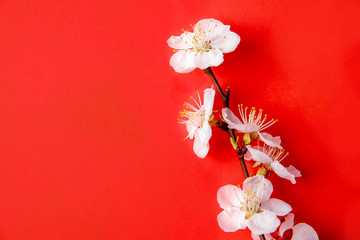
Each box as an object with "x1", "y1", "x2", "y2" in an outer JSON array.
[
  {"x1": 167, "y1": 18, "x2": 240, "y2": 73},
  {"x1": 178, "y1": 88, "x2": 215, "y2": 158},
  {"x1": 222, "y1": 105, "x2": 282, "y2": 149},
  {"x1": 245, "y1": 145, "x2": 301, "y2": 184},
  {"x1": 217, "y1": 175, "x2": 292, "y2": 235},
  {"x1": 251, "y1": 213, "x2": 319, "y2": 240}
]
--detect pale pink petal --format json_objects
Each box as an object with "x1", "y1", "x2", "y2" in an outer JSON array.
[
  {"x1": 257, "y1": 177, "x2": 273, "y2": 202},
  {"x1": 195, "y1": 18, "x2": 225, "y2": 30},
  {"x1": 279, "y1": 213, "x2": 295, "y2": 236},
  {"x1": 251, "y1": 232, "x2": 271, "y2": 240},
  {"x1": 242, "y1": 175, "x2": 258, "y2": 192},
  {"x1": 217, "y1": 184, "x2": 244, "y2": 209},
  {"x1": 258, "y1": 132, "x2": 282, "y2": 149},
  {"x1": 245, "y1": 144, "x2": 264, "y2": 161},
  {"x1": 292, "y1": 223, "x2": 319, "y2": 240},
  {"x1": 203, "y1": 88, "x2": 215, "y2": 119},
  {"x1": 217, "y1": 209, "x2": 247, "y2": 232},
  {"x1": 244, "y1": 150, "x2": 252, "y2": 161},
  {"x1": 198, "y1": 121, "x2": 212, "y2": 144},
  {"x1": 193, "y1": 130, "x2": 209, "y2": 158},
  {"x1": 287, "y1": 165, "x2": 302, "y2": 178},
  {"x1": 242, "y1": 124, "x2": 260, "y2": 133},
  {"x1": 222, "y1": 108, "x2": 244, "y2": 130},
  {"x1": 211, "y1": 31, "x2": 241, "y2": 53},
  {"x1": 194, "y1": 19, "x2": 227, "y2": 41},
  {"x1": 251, "y1": 233, "x2": 260, "y2": 240},
  {"x1": 193, "y1": 49, "x2": 224, "y2": 69},
  {"x1": 169, "y1": 50, "x2": 197, "y2": 73},
  {"x1": 247, "y1": 210, "x2": 280, "y2": 235},
  {"x1": 243, "y1": 175, "x2": 273, "y2": 202},
  {"x1": 185, "y1": 123, "x2": 197, "y2": 139},
  {"x1": 223, "y1": 108, "x2": 260, "y2": 132},
  {"x1": 261, "y1": 198, "x2": 292, "y2": 216},
  {"x1": 246, "y1": 146, "x2": 273, "y2": 164},
  {"x1": 167, "y1": 32, "x2": 195, "y2": 49},
  {"x1": 253, "y1": 145, "x2": 265, "y2": 152},
  {"x1": 270, "y1": 161, "x2": 297, "y2": 184},
  {"x1": 222, "y1": 107, "x2": 259, "y2": 132}
]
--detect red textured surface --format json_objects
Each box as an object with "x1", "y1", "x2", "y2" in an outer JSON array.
[{"x1": 0, "y1": 0, "x2": 359, "y2": 239}]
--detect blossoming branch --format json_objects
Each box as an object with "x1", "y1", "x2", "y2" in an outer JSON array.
[{"x1": 168, "y1": 18, "x2": 319, "y2": 240}]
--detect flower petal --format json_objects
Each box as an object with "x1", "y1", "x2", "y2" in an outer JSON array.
[
  {"x1": 247, "y1": 210, "x2": 280, "y2": 235},
  {"x1": 246, "y1": 146, "x2": 273, "y2": 164},
  {"x1": 292, "y1": 223, "x2": 319, "y2": 240},
  {"x1": 261, "y1": 198, "x2": 292, "y2": 216},
  {"x1": 287, "y1": 165, "x2": 302, "y2": 178},
  {"x1": 195, "y1": 18, "x2": 226, "y2": 41},
  {"x1": 221, "y1": 107, "x2": 259, "y2": 132},
  {"x1": 169, "y1": 50, "x2": 197, "y2": 73},
  {"x1": 203, "y1": 88, "x2": 215, "y2": 119},
  {"x1": 222, "y1": 107, "x2": 259, "y2": 132},
  {"x1": 243, "y1": 124, "x2": 260, "y2": 132},
  {"x1": 244, "y1": 149, "x2": 252, "y2": 161},
  {"x1": 270, "y1": 161, "x2": 297, "y2": 184},
  {"x1": 279, "y1": 213, "x2": 295, "y2": 236},
  {"x1": 193, "y1": 49, "x2": 224, "y2": 69},
  {"x1": 193, "y1": 130, "x2": 209, "y2": 158},
  {"x1": 258, "y1": 132, "x2": 282, "y2": 149},
  {"x1": 195, "y1": 18, "x2": 225, "y2": 28},
  {"x1": 167, "y1": 32, "x2": 195, "y2": 50},
  {"x1": 222, "y1": 107, "x2": 243, "y2": 127},
  {"x1": 186, "y1": 123, "x2": 197, "y2": 139},
  {"x1": 242, "y1": 175, "x2": 273, "y2": 202},
  {"x1": 217, "y1": 209, "x2": 247, "y2": 232},
  {"x1": 217, "y1": 184, "x2": 244, "y2": 209},
  {"x1": 198, "y1": 121, "x2": 212, "y2": 144},
  {"x1": 211, "y1": 31, "x2": 241, "y2": 53}
]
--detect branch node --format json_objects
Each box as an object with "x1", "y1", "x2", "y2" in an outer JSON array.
[
  {"x1": 225, "y1": 86, "x2": 230, "y2": 98},
  {"x1": 216, "y1": 121, "x2": 229, "y2": 131}
]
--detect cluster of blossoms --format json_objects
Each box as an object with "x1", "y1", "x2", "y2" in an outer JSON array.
[{"x1": 169, "y1": 18, "x2": 318, "y2": 239}]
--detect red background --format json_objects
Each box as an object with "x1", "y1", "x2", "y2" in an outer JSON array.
[{"x1": 0, "y1": 0, "x2": 359, "y2": 239}]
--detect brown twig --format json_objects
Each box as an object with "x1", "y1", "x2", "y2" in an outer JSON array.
[{"x1": 204, "y1": 67, "x2": 249, "y2": 179}]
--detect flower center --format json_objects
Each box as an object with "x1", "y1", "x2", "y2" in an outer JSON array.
[
  {"x1": 179, "y1": 104, "x2": 206, "y2": 127},
  {"x1": 238, "y1": 104, "x2": 278, "y2": 131},
  {"x1": 263, "y1": 146, "x2": 289, "y2": 163},
  {"x1": 181, "y1": 22, "x2": 218, "y2": 54},
  {"x1": 192, "y1": 25, "x2": 213, "y2": 53},
  {"x1": 233, "y1": 185, "x2": 262, "y2": 219},
  {"x1": 192, "y1": 39, "x2": 212, "y2": 53},
  {"x1": 243, "y1": 190, "x2": 262, "y2": 219},
  {"x1": 178, "y1": 92, "x2": 206, "y2": 136},
  {"x1": 183, "y1": 30, "x2": 212, "y2": 53}
]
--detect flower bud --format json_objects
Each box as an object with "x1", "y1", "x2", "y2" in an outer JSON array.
[
  {"x1": 250, "y1": 131, "x2": 259, "y2": 140},
  {"x1": 252, "y1": 162, "x2": 261, "y2": 168},
  {"x1": 230, "y1": 136, "x2": 239, "y2": 150},
  {"x1": 208, "y1": 114, "x2": 218, "y2": 126},
  {"x1": 243, "y1": 133, "x2": 251, "y2": 145},
  {"x1": 257, "y1": 166, "x2": 268, "y2": 176}
]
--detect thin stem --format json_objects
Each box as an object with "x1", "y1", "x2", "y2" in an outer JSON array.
[
  {"x1": 204, "y1": 67, "x2": 229, "y2": 107},
  {"x1": 259, "y1": 235, "x2": 266, "y2": 240},
  {"x1": 204, "y1": 67, "x2": 249, "y2": 179}
]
